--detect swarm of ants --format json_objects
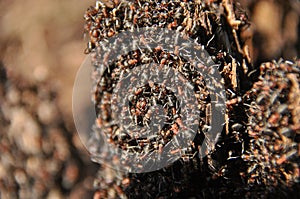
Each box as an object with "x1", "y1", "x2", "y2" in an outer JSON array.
[{"x1": 84, "y1": 0, "x2": 300, "y2": 198}]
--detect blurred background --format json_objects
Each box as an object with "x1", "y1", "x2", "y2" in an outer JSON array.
[
  {"x1": 0, "y1": 0, "x2": 299, "y2": 199},
  {"x1": 0, "y1": 0, "x2": 96, "y2": 116},
  {"x1": 239, "y1": 0, "x2": 300, "y2": 65},
  {"x1": 0, "y1": 0, "x2": 98, "y2": 199}
]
